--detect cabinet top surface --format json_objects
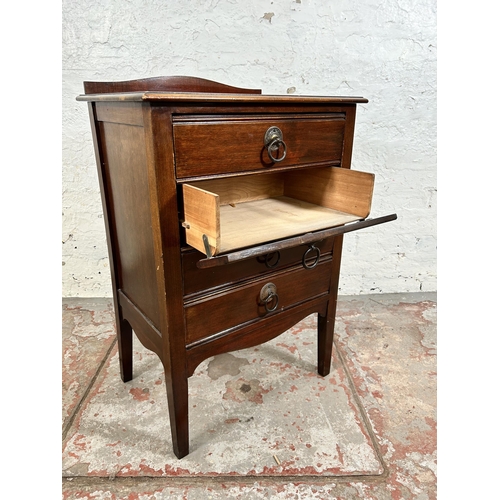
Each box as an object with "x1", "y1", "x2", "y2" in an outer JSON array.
[{"x1": 76, "y1": 91, "x2": 368, "y2": 104}]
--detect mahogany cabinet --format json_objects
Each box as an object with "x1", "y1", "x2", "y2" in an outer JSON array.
[{"x1": 77, "y1": 76, "x2": 396, "y2": 459}]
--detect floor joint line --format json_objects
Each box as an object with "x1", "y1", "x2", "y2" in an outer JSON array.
[{"x1": 62, "y1": 337, "x2": 118, "y2": 443}]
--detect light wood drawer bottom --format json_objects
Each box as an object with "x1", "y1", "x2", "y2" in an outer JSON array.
[{"x1": 182, "y1": 166, "x2": 374, "y2": 257}]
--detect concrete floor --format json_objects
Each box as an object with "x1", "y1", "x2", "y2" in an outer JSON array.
[{"x1": 62, "y1": 292, "x2": 436, "y2": 499}]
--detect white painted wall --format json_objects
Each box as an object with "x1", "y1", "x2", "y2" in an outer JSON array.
[{"x1": 62, "y1": 0, "x2": 436, "y2": 297}]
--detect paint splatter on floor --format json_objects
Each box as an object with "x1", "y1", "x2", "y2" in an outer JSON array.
[{"x1": 62, "y1": 293, "x2": 436, "y2": 499}]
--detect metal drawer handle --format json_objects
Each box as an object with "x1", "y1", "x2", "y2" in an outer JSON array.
[
  {"x1": 264, "y1": 126, "x2": 287, "y2": 163},
  {"x1": 260, "y1": 282, "x2": 279, "y2": 313},
  {"x1": 265, "y1": 251, "x2": 281, "y2": 268},
  {"x1": 264, "y1": 292, "x2": 279, "y2": 312},
  {"x1": 257, "y1": 251, "x2": 281, "y2": 268},
  {"x1": 302, "y1": 244, "x2": 320, "y2": 269}
]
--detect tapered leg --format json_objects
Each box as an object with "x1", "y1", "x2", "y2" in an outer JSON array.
[
  {"x1": 164, "y1": 368, "x2": 190, "y2": 459},
  {"x1": 317, "y1": 234, "x2": 343, "y2": 377},
  {"x1": 117, "y1": 315, "x2": 133, "y2": 383},
  {"x1": 318, "y1": 312, "x2": 334, "y2": 376}
]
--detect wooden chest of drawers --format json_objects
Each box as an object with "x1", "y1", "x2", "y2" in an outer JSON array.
[{"x1": 77, "y1": 76, "x2": 396, "y2": 459}]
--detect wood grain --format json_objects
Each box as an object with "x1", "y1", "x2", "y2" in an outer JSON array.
[
  {"x1": 182, "y1": 237, "x2": 334, "y2": 297},
  {"x1": 195, "y1": 214, "x2": 397, "y2": 269},
  {"x1": 95, "y1": 101, "x2": 144, "y2": 126},
  {"x1": 218, "y1": 196, "x2": 361, "y2": 253},
  {"x1": 80, "y1": 76, "x2": 395, "y2": 459},
  {"x1": 183, "y1": 183, "x2": 220, "y2": 255},
  {"x1": 184, "y1": 259, "x2": 331, "y2": 344},
  {"x1": 99, "y1": 121, "x2": 161, "y2": 327},
  {"x1": 185, "y1": 296, "x2": 329, "y2": 376},
  {"x1": 173, "y1": 116, "x2": 346, "y2": 178},
  {"x1": 182, "y1": 167, "x2": 374, "y2": 256},
  {"x1": 186, "y1": 173, "x2": 284, "y2": 206},
  {"x1": 84, "y1": 75, "x2": 262, "y2": 95},
  {"x1": 284, "y1": 166, "x2": 375, "y2": 218}
]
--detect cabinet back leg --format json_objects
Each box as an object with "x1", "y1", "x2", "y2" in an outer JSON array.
[
  {"x1": 317, "y1": 312, "x2": 334, "y2": 377},
  {"x1": 318, "y1": 234, "x2": 342, "y2": 377},
  {"x1": 117, "y1": 316, "x2": 133, "y2": 382}
]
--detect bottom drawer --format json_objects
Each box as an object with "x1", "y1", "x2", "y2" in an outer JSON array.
[{"x1": 184, "y1": 259, "x2": 332, "y2": 345}]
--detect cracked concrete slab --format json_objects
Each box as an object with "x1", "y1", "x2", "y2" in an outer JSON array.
[
  {"x1": 62, "y1": 299, "x2": 116, "y2": 433},
  {"x1": 62, "y1": 292, "x2": 436, "y2": 499},
  {"x1": 63, "y1": 314, "x2": 382, "y2": 478}
]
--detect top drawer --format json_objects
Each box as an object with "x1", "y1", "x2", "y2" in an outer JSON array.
[{"x1": 172, "y1": 113, "x2": 345, "y2": 179}]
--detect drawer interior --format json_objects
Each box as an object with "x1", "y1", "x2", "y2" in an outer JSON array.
[{"x1": 182, "y1": 166, "x2": 375, "y2": 257}]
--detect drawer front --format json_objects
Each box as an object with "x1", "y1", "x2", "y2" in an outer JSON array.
[
  {"x1": 182, "y1": 237, "x2": 334, "y2": 297},
  {"x1": 173, "y1": 114, "x2": 345, "y2": 179},
  {"x1": 184, "y1": 259, "x2": 332, "y2": 345}
]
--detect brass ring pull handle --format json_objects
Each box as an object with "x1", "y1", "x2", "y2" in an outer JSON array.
[
  {"x1": 264, "y1": 251, "x2": 281, "y2": 268},
  {"x1": 264, "y1": 126, "x2": 287, "y2": 163},
  {"x1": 265, "y1": 292, "x2": 279, "y2": 312},
  {"x1": 260, "y1": 283, "x2": 279, "y2": 313},
  {"x1": 267, "y1": 138, "x2": 287, "y2": 162},
  {"x1": 302, "y1": 244, "x2": 321, "y2": 269}
]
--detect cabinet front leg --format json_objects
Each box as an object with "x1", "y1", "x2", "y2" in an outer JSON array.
[
  {"x1": 117, "y1": 315, "x2": 133, "y2": 383},
  {"x1": 164, "y1": 369, "x2": 189, "y2": 459}
]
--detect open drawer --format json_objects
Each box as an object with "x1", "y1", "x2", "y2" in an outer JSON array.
[{"x1": 181, "y1": 166, "x2": 396, "y2": 266}]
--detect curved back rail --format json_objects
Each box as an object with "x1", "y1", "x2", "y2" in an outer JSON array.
[{"x1": 83, "y1": 75, "x2": 262, "y2": 95}]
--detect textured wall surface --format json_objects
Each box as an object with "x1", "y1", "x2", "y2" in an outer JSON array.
[{"x1": 62, "y1": 0, "x2": 436, "y2": 297}]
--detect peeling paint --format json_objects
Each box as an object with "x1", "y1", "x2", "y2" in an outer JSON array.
[
  {"x1": 262, "y1": 12, "x2": 274, "y2": 23},
  {"x1": 62, "y1": 0, "x2": 436, "y2": 298}
]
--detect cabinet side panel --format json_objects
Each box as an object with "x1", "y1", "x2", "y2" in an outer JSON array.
[
  {"x1": 340, "y1": 104, "x2": 357, "y2": 169},
  {"x1": 99, "y1": 121, "x2": 161, "y2": 327}
]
